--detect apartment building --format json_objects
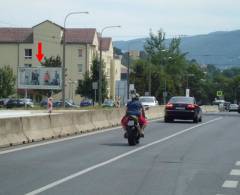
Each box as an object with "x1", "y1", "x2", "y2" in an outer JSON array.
[{"x1": 0, "y1": 20, "x2": 120, "y2": 102}]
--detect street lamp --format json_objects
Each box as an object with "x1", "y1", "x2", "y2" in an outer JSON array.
[
  {"x1": 62, "y1": 11, "x2": 89, "y2": 107},
  {"x1": 99, "y1": 25, "x2": 121, "y2": 105}
]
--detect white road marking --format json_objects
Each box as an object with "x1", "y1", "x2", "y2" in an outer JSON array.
[
  {"x1": 25, "y1": 117, "x2": 222, "y2": 195},
  {"x1": 0, "y1": 118, "x2": 161, "y2": 155},
  {"x1": 222, "y1": 180, "x2": 238, "y2": 188},
  {"x1": 230, "y1": 169, "x2": 240, "y2": 176},
  {"x1": 235, "y1": 161, "x2": 240, "y2": 166}
]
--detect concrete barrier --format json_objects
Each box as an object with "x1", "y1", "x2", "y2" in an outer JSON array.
[
  {"x1": 21, "y1": 115, "x2": 54, "y2": 142},
  {"x1": 50, "y1": 113, "x2": 77, "y2": 137},
  {"x1": 73, "y1": 111, "x2": 95, "y2": 133},
  {"x1": 91, "y1": 109, "x2": 111, "y2": 129},
  {"x1": 105, "y1": 108, "x2": 124, "y2": 127},
  {"x1": 201, "y1": 105, "x2": 219, "y2": 113},
  {"x1": 0, "y1": 105, "x2": 219, "y2": 148},
  {"x1": 145, "y1": 106, "x2": 165, "y2": 119},
  {"x1": 0, "y1": 117, "x2": 28, "y2": 147}
]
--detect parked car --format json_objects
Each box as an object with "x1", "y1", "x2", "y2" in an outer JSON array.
[
  {"x1": 228, "y1": 104, "x2": 239, "y2": 112},
  {"x1": 20, "y1": 98, "x2": 34, "y2": 108},
  {"x1": 139, "y1": 96, "x2": 158, "y2": 108},
  {"x1": 80, "y1": 98, "x2": 93, "y2": 107},
  {"x1": 5, "y1": 99, "x2": 25, "y2": 108},
  {"x1": 102, "y1": 99, "x2": 115, "y2": 108},
  {"x1": 40, "y1": 99, "x2": 48, "y2": 107},
  {"x1": 53, "y1": 100, "x2": 79, "y2": 108},
  {"x1": 0, "y1": 98, "x2": 9, "y2": 107},
  {"x1": 164, "y1": 96, "x2": 202, "y2": 123}
]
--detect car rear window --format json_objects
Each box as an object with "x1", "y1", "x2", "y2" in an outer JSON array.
[
  {"x1": 139, "y1": 97, "x2": 154, "y2": 103},
  {"x1": 169, "y1": 97, "x2": 194, "y2": 104}
]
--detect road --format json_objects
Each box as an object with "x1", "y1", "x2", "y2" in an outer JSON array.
[{"x1": 0, "y1": 112, "x2": 240, "y2": 195}]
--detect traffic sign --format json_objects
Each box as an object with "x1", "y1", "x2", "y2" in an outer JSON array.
[
  {"x1": 216, "y1": 91, "x2": 223, "y2": 97},
  {"x1": 92, "y1": 82, "x2": 98, "y2": 89}
]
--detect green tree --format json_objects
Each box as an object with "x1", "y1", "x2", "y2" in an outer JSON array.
[
  {"x1": 0, "y1": 65, "x2": 16, "y2": 98},
  {"x1": 76, "y1": 58, "x2": 108, "y2": 102},
  {"x1": 41, "y1": 56, "x2": 62, "y2": 67},
  {"x1": 76, "y1": 71, "x2": 92, "y2": 99}
]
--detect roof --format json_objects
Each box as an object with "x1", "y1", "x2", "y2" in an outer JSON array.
[
  {"x1": 0, "y1": 28, "x2": 33, "y2": 43},
  {"x1": 0, "y1": 27, "x2": 97, "y2": 44},
  {"x1": 121, "y1": 65, "x2": 128, "y2": 74},
  {"x1": 0, "y1": 20, "x2": 111, "y2": 48},
  {"x1": 100, "y1": 37, "x2": 112, "y2": 51},
  {"x1": 65, "y1": 28, "x2": 96, "y2": 44},
  {"x1": 32, "y1": 20, "x2": 63, "y2": 29}
]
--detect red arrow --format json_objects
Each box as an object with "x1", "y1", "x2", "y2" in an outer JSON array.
[{"x1": 36, "y1": 42, "x2": 44, "y2": 62}]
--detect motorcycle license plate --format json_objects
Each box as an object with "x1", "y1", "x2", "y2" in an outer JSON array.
[{"x1": 127, "y1": 120, "x2": 134, "y2": 126}]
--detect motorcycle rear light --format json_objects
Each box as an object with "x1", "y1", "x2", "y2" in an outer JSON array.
[
  {"x1": 187, "y1": 104, "x2": 195, "y2": 109},
  {"x1": 166, "y1": 103, "x2": 173, "y2": 109}
]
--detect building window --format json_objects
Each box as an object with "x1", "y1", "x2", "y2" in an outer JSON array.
[
  {"x1": 78, "y1": 64, "x2": 83, "y2": 73},
  {"x1": 78, "y1": 49, "x2": 83, "y2": 57},
  {"x1": 24, "y1": 49, "x2": 32, "y2": 59},
  {"x1": 24, "y1": 64, "x2": 32, "y2": 67}
]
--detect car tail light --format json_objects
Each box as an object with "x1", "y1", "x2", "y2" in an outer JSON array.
[
  {"x1": 187, "y1": 104, "x2": 195, "y2": 110},
  {"x1": 166, "y1": 103, "x2": 173, "y2": 109}
]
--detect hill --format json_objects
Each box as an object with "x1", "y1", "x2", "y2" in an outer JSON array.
[{"x1": 113, "y1": 30, "x2": 240, "y2": 69}]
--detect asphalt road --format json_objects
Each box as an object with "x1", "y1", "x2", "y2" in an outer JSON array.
[{"x1": 0, "y1": 112, "x2": 240, "y2": 195}]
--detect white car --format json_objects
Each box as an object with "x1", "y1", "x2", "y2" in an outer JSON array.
[
  {"x1": 20, "y1": 98, "x2": 34, "y2": 108},
  {"x1": 229, "y1": 104, "x2": 239, "y2": 112},
  {"x1": 139, "y1": 96, "x2": 158, "y2": 107}
]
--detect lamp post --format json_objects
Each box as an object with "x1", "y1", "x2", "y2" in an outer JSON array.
[
  {"x1": 62, "y1": 11, "x2": 89, "y2": 107},
  {"x1": 99, "y1": 25, "x2": 121, "y2": 105}
]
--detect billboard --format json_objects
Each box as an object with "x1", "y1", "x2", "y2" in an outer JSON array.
[{"x1": 18, "y1": 67, "x2": 62, "y2": 90}]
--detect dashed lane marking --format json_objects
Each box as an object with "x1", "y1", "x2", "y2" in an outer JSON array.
[
  {"x1": 222, "y1": 180, "x2": 238, "y2": 188},
  {"x1": 230, "y1": 169, "x2": 240, "y2": 176},
  {"x1": 235, "y1": 161, "x2": 240, "y2": 166}
]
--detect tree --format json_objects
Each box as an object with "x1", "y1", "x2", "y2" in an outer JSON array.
[
  {"x1": 41, "y1": 56, "x2": 61, "y2": 67},
  {"x1": 76, "y1": 58, "x2": 108, "y2": 102},
  {"x1": 0, "y1": 65, "x2": 16, "y2": 98},
  {"x1": 76, "y1": 71, "x2": 92, "y2": 99}
]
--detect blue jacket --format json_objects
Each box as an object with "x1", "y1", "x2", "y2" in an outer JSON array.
[{"x1": 126, "y1": 100, "x2": 143, "y2": 116}]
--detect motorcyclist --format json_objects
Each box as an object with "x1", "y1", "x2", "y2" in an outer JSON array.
[{"x1": 121, "y1": 93, "x2": 147, "y2": 137}]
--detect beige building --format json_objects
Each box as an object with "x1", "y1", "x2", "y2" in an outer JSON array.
[{"x1": 0, "y1": 20, "x2": 121, "y2": 102}]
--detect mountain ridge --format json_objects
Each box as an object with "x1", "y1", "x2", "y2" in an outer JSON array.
[{"x1": 113, "y1": 30, "x2": 240, "y2": 69}]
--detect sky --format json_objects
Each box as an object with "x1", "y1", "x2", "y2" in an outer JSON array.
[{"x1": 0, "y1": 0, "x2": 240, "y2": 40}]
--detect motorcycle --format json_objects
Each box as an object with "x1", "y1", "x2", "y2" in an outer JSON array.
[{"x1": 125, "y1": 115, "x2": 141, "y2": 146}]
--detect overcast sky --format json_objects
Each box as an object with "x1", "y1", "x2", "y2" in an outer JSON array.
[{"x1": 0, "y1": 0, "x2": 239, "y2": 40}]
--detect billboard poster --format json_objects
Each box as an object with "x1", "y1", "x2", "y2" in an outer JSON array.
[{"x1": 18, "y1": 67, "x2": 62, "y2": 90}]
